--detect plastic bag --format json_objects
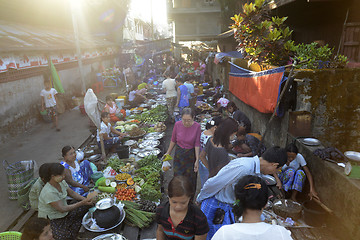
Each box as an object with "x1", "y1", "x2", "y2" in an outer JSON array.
[
  {"x1": 76, "y1": 149, "x2": 84, "y2": 161},
  {"x1": 162, "y1": 161, "x2": 171, "y2": 172},
  {"x1": 103, "y1": 166, "x2": 117, "y2": 178},
  {"x1": 84, "y1": 89, "x2": 101, "y2": 129}
]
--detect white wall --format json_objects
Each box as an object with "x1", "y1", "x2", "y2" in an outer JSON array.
[{"x1": 0, "y1": 57, "x2": 116, "y2": 144}]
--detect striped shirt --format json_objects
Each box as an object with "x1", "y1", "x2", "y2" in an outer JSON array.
[{"x1": 156, "y1": 201, "x2": 209, "y2": 240}]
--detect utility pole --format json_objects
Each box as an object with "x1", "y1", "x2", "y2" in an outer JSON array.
[
  {"x1": 150, "y1": 0, "x2": 154, "y2": 39},
  {"x1": 70, "y1": 1, "x2": 87, "y2": 94}
]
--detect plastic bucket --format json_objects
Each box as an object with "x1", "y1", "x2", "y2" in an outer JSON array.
[
  {"x1": 116, "y1": 145, "x2": 129, "y2": 159},
  {"x1": 115, "y1": 99, "x2": 125, "y2": 110},
  {"x1": 303, "y1": 200, "x2": 328, "y2": 227},
  {"x1": 117, "y1": 95, "x2": 127, "y2": 104}
]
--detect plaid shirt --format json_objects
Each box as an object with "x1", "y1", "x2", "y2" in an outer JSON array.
[{"x1": 156, "y1": 201, "x2": 209, "y2": 240}]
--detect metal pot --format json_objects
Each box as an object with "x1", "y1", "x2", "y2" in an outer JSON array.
[{"x1": 93, "y1": 206, "x2": 121, "y2": 229}]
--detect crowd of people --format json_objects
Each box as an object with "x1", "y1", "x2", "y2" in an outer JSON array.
[
  {"x1": 157, "y1": 60, "x2": 319, "y2": 239},
  {"x1": 30, "y1": 57, "x2": 320, "y2": 240}
]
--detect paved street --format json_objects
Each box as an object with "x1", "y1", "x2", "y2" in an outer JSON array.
[{"x1": 0, "y1": 107, "x2": 91, "y2": 231}]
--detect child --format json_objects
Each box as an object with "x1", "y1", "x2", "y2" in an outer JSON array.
[
  {"x1": 29, "y1": 163, "x2": 52, "y2": 211},
  {"x1": 97, "y1": 112, "x2": 126, "y2": 152},
  {"x1": 156, "y1": 176, "x2": 209, "y2": 240},
  {"x1": 104, "y1": 96, "x2": 125, "y2": 123},
  {"x1": 40, "y1": 80, "x2": 60, "y2": 131},
  {"x1": 274, "y1": 143, "x2": 319, "y2": 202}
]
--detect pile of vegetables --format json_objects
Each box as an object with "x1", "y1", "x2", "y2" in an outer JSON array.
[
  {"x1": 115, "y1": 120, "x2": 140, "y2": 132},
  {"x1": 115, "y1": 188, "x2": 136, "y2": 201},
  {"x1": 96, "y1": 177, "x2": 117, "y2": 193},
  {"x1": 122, "y1": 201, "x2": 155, "y2": 228},
  {"x1": 93, "y1": 149, "x2": 163, "y2": 228},
  {"x1": 134, "y1": 105, "x2": 167, "y2": 123},
  {"x1": 137, "y1": 154, "x2": 162, "y2": 169},
  {"x1": 107, "y1": 155, "x2": 124, "y2": 172},
  {"x1": 127, "y1": 126, "x2": 146, "y2": 137},
  {"x1": 134, "y1": 155, "x2": 163, "y2": 202}
]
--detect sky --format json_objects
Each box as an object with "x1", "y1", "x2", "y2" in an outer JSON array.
[{"x1": 128, "y1": 0, "x2": 168, "y2": 27}]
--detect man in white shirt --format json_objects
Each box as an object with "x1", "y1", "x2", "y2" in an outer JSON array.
[
  {"x1": 40, "y1": 80, "x2": 60, "y2": 131},
  {"x1": 162, "y1": 72, "x2": 177, "y2": 122}
]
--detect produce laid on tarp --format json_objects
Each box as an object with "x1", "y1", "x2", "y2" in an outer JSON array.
[
  {"x1": 88, "y1": 154, "x2": 162, "y2": 230},
  {"x1": 131, "y1": 105, "x2": 168, "y2": 123}
]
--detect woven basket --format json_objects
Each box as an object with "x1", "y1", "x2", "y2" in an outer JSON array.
[
  {"x1": 0, "y1": 231, "x2": 22, "y2": 240},
  {"x1": 3, "y1": 160, "x2": 35, "y2": 200}
]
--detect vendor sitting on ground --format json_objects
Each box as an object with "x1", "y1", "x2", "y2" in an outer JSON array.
[
  {"x1": 128, "y1": 85, "x2": 146, "y2": 108},
  {"x1": 103, "y1": 96, "x2": 125, "y2": 123},
  {"x1": 274, "y1": 143, "x2": 319, "y2": 202},
  {"x1": 232, "y1": 127, "x2": 266, "y2": 157},
  {"x1": 227, "y1": 101, "x2": 252, "y2": 133},
  {"x1": 38, "y1": 163, "x2": 94, "y2": 240},
  {"x1": 97, "y1": 112, "x2": 127, "y2": 152},
  {"x1": 60, "y1": 146, "x2": 93, "y2": 197},
  {"x1": 29, "y1": 163, "x2": 52, "y2": 211}
]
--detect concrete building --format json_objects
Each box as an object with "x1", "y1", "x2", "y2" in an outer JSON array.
[{"x1": 167, "y1": 0, "x2": 222, "y2": 42}]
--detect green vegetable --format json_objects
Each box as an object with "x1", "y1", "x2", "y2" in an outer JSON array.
[
  {"x1": 122, "y1": 200, "x2": 155, "y2": 228},
  {"x1": 107, "y1": 155, "x2": 124, "y2": 172},
  {"x1": 137, "y1": 155, "x2": 161, "y2": 169},
  {"x1": 95, "y1": 177, "x2": 106, "y2": 187},
  {"x1": 139, "y1": 187, "x2": 162, "y2": 202},
  {"x1": 98, "y1": 186, "x2": 116, "y2": 193}
]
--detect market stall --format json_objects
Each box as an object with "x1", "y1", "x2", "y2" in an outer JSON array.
[{"x1": 79, "y1": 85, "x2": 171, "y2": 239}]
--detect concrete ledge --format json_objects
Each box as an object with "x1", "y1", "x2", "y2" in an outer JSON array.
[{"x1": 295, "y1": 139, "x2": 360, "y2": 240}]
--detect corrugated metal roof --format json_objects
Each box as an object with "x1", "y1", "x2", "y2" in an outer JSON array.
[{"x1": 0, "y1": 21, "x2": 116, "y2": 52}]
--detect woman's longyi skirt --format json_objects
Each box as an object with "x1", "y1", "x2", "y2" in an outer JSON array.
[
  {"x1": 50, "y1": 205, "x2": 89, "y2": 240},
  {"x1": 174, "y1": 145, "x2": 197, "y2": 188}
]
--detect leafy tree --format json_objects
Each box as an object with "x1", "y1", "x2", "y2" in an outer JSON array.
[{"x1": 230, "y1": 0, "x2": 295, "y2": 66}]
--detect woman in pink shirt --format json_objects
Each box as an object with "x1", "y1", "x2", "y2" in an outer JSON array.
[{"x1": 165, "y1": 108, "x2": 201, "y2": 189}]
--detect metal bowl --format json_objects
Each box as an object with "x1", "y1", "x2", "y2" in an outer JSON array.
[
  {"x1": 82, "y1": 205, "x2": 125, "y2": 232},
  {"x1": 137, "y1": 151, "x2": 152, "y2": 158},
  {"x1": 344, "y1": 151, "x2": 360, "y2": 163},
  {"x1": 92, "y1": 233, "x2": 127, "y2": 240},
  {"x1": 95, "y1": 198, "x2": 115, "y2": 210},
  {"x1": 144, "y1": 132, "x2": 164, "y2": 140},
  {"x1": 151, "y1": 148, "x2": 161, "y2": 155},
  {"x1": 124, "y1": 140, "x2": 137, "y2": 146},
  {"x1": 131, "y1": 148, "x2": 140, "y2": 154},
  {"x1": 260, "y1": 174, "x2": 277, "y2": 185},
  {"x1": 88, "y1": 154, "x2": 102, "y2": 162},
  {"x1": 300, "y1": 138, "x2": 321, "y2": 146},
  {"x1": 138, "y1": 139, "x2": 160, "y2": 148}
]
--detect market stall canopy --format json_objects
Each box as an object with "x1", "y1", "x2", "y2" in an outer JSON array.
[
  {"x1": 214, "y1": 51, "x2": 244, "y2": 64},
  {"x1": 0, "y1": 21, "x2": 115, "y2": 52}
]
